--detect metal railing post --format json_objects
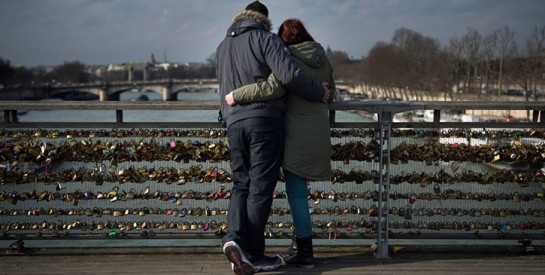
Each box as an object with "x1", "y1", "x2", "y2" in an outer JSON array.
[
  {"x1": 375, "y1": 110, "x2": 392, "y2": 259},
  {"x1": 3, "y1": 110, "x2": 11, "y2": 123},
  {"x1": 11, "y1": 110, "x2": 18, "y2": 123},
  {"x1": 116, "y1": 110, "x2": 123, "y2": 123}
]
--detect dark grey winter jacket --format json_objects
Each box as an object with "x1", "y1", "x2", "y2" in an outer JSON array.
[{"x1": 215, "y1": 10, "x2": 325, "y2": 127}]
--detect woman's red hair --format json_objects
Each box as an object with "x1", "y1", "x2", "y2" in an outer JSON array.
[{"x1": 278, "y1": 19, "x2": 314, "y2": 46}]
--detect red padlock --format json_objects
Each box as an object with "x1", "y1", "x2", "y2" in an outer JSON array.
[{"x1": 408, "y1": 194, "x2": 417, "y2": 205}]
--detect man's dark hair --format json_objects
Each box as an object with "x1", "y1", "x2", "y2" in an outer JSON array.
[{"x1": 245, "y1": 1, "x2": 268, "y2": 17}]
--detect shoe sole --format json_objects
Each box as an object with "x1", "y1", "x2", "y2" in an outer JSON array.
[
  {"x1": 281, "y1": 254, "x2": 315, "y2": 270},
  {"x1": 225, "y1": 246, "x2": 255, "y2": 275},
  {"x1": 253, "y1": 264, "x2": 280, "y2": 273},
  {"x1": 253, "y1": 259, "x2": 281, "y2": 273},
  {"x1": 295, "y1": 263, "x2": 315, "y2": 270}
]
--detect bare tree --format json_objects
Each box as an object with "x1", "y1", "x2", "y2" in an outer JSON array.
[
  {"x1": 529, "y1": 26, "x2": 545, "y2": 99},
  {"x1": 480, "y1": 33, "x2": 497, "y2": 96},
  {"x1": 391, "y1": 28, "x2": 442, "y2": 99},
  {"x1": 365, "y1": 42, "x2": 395, "y2": 85},
  {"x1": 429, "y1": 49, "x2": 450, "y2": 100},
  {"x1": 391, "y1": 28, "x2": 420, "y2": 92},
  {"x1": 461, "y1": 28, "x2": 481, "y2": 94},
  {"x1": 495, "y1": 26, "x2": 515, "y2": 95},
  {"x1": 328, "y1": 50, "x2": 356, "y2": 81},
  {"x1": 509, "y1": 25, "x2": 545, "y2": 105},
  {"x1": 364, "y1": 42, "x2": 403, "y2": 98},
  {"x1": 447, "y1": 36, "x2": 464, "y2": 100}
]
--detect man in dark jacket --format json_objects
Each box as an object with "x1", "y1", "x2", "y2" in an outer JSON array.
[{"x1": 216, "y1": 2, "x2": 329, "y2": 275}]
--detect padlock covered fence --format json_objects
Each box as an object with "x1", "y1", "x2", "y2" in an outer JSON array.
[{"x1": 1, "y1": 100, "x2": 545, "y2": 256}]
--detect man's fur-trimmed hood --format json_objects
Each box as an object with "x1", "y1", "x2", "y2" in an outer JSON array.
[{"x1": 230, "y1": 10, "x2": 272, "y2": 32}]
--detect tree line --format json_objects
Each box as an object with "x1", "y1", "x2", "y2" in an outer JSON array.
[
  {"x1": 1, "y1": 25, "x2": 544, "y2": 101},
  {"x1": 329, "y1": 26, "x2": 545, "y2": 101}
]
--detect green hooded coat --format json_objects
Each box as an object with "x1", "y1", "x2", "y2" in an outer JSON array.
[{"x1": 232, "y1": 41, "x2": 335, "y2": 180}]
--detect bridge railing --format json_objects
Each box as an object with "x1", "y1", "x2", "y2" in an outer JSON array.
[
  {"x1": 2, "y1": 100, "x2": 544, "y2": 128},
  {"x1": 1, "y1": 100, "x2": 545, "y2": 259}
]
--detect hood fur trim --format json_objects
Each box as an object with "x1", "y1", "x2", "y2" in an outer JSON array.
[{"x1": 231, "y1": 10, "x2": 272, "y2": 32}]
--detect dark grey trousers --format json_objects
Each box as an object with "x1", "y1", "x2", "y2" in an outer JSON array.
[{"x1": 222, "y1": 117, "x2": 284, "y2": 260}]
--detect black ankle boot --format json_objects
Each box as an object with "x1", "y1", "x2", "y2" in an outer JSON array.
[{"x1": 285, "y1": 237, "x2": 314, "y2": 269}]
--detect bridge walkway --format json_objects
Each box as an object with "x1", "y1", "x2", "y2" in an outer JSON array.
[{"x1": 1, "y1": 238, "x2": 544, "y2": 274}]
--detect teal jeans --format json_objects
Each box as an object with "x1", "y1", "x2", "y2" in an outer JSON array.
[{"x1": 284, "y1": 169, "x2": 312, "y2": 238}]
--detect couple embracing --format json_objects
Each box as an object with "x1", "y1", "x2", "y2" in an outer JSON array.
[{"x1": 216, "y1": 1, "x2": 335, "y2": 274}]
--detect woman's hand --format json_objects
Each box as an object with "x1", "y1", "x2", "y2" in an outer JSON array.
[
  {"x1": 321, "y1": 82, "x2": 331, "y2": 103},
  {"x1": 225, "y1": 92, "x2": 236, "y2": 106}
]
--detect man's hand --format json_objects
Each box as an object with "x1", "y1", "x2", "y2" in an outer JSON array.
[
  {"x1": 225, "y1": 92, "x2": 236, "y2": 106},
  {"x1": 321, "y1": 82, "x2": 331, "y2": 103}
]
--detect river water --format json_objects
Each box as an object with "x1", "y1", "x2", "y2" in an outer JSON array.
[{"x1": 16, "y1": 89, "x2": 374, "y2": 123}]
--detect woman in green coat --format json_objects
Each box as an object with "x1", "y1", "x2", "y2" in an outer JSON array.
[{"x1": 224, "y1": 18, "x2": 335, "y2": 270}]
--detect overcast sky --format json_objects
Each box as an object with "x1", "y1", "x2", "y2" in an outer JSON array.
[{"x1": 1, "y1": 0, "x2": 544, "y2": 67}]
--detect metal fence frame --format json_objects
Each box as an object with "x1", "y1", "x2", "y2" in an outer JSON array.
[{"x1": 1, "y1": 100, "x2": 545, "y2": 259}]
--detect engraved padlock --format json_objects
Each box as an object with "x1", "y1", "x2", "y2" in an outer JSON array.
[
  {"x1": 56, "y1": 181, "x2": 67, "y2": 191},
  {"x1": 433, "y1": 184, "x2": 441, "y2": 194},
  {"x1": 404, "y1": 205, "x2": 412, "y2": 220}
]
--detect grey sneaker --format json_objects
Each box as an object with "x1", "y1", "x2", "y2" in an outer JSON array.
[
  {"x1": 223, "y1": 241, "x2": 254, "y2": 275},
  {"x1": 251, "y1": 255, "x2": 282, "y2": 272}
]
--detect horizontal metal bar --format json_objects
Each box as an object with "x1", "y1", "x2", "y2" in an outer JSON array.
[
  {"x1": 330, "y1": 122, "x2": 379, "y2": 128},
  {"x1": 9, "y1": 121, "x2": 536, "y2": 130},
  {"x1": 0, "y1": 122, "x2": 223, "y2": 129},
  {"x1": 2, "y1": 100, "x2": 545, "y2": 129},
  {"x1": 2, "y1": 100, "x2": 545, "y2": 111},
  {"x1": 329, "y1": 100, "x2": 545, "y2": 112},
  {"x1": 391, "y1": 122, "x2": 545, "y2": 129},
  {"x1": 0, "y1": 100, "x2": 220, "y2": 110}
]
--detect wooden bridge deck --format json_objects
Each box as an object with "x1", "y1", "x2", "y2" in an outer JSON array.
[{"x1": 1, "y1": 245, "x2": 544, "y2": 275}]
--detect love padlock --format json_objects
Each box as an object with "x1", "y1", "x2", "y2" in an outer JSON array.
[
  {"x1": 95, "y1": 176, "x2": 104, "y2": 186},
  {"x1": 84, "y1": 190, "x2": 94, "y2": 199},
  {"x1": 56, "y1": 181, "x2": 66, "y2": 191},
  {"x1": 408, "y1": 194, "x2": 417, "y2": 204}
]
